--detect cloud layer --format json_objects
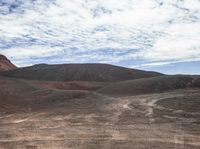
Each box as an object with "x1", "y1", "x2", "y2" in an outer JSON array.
[{"x1": 0, "y1": 0, "x2": 200, "y2": 72}]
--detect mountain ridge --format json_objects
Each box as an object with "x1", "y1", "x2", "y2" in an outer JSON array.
[{"x1": 3, "y1": 63, "x2": 163, "y2": 82}]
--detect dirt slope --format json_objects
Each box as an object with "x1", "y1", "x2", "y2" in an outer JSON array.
[
  {"x1": 0, "y1": 55, "x2": 16, "y2": 71},
  {"x1": 0, "y1": 76, "x2": 200, "y2": 149},
  {"x1": 0, "y1": 76, "x2": 103, "y2": 112},
  {"x1": 3, "y1": 63, "x2": 162, "y2": 82},
  {"x1": 98, "y1": 75, "x2": 200, "y2": 96}
]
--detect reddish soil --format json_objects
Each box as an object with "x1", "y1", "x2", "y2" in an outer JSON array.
[{"x1": 0, "y1": 55, "x2": 16, "y2": 71}]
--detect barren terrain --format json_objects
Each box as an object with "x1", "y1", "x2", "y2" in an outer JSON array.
[
  {"x1": 0, "y1": 76, "x2": 200, "y2": 149},
  {"x1": 0, "y1": 62, "x2": 199, "y2": 149}
]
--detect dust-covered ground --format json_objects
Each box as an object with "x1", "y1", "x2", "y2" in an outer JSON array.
[{"x1": 0, "y1": 86, "x2": 199, "y2": 149}]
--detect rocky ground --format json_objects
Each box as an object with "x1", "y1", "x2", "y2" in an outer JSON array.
[{"x1": 0, "y1": 86, "x2": 199, "y2": 149}]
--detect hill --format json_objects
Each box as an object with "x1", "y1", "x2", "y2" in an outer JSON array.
[
  {"x1": 3, "y1": 63, "x2": 162, "y2": 82},
  {"x1": 0, "y1": 55, "x2": 16, "y2": 71},
  {"x1": 98, "y1": 75, "x2": 200, "y2": 96}
]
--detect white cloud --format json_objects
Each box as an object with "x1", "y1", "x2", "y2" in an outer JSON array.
[
  {"x1": 141, "y1": 23, "x2": 200, "y2": 61},
  {"x1": 0, "y1": 0, "x2": 200, "y2": 68},
  {"x1": 2, "y1": 46, "x2": 63, "y2": 59}
]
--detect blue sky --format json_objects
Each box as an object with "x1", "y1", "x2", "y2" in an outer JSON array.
[{"x1": 0, "y1": 0, "x2": 200, "y2": 74}]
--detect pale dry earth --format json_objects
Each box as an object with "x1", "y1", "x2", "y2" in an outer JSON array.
[{"x1": 0, "y1": 87, "x2": 199, "y2": 149}]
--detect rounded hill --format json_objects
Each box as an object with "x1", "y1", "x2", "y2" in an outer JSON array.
[{"x1": 3, "y1": 63, "x2": 162, "y2": 82}]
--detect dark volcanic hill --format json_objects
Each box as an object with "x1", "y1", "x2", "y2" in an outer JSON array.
[
  {"x1": 0, "y1": 55, "x2": 16, "y2": 71},
  {"x1": 98, "y1": 75, "x2": 200, "y2": 96},
  {"x1": 3, "y1": 63, "x2": 162, "y2": 82}
]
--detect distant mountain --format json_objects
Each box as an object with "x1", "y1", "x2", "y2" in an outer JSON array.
[
  {"x1": 0, "y1": 55, "x2": 16, "y2": 71},
  {"x1": 98, "y1": 75, "x2": 200, "y2": 96},
  {"x1": 3, "y1": 63, "x2": 162, "y2": 82}
]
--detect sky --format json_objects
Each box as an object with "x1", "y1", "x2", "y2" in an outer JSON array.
[{"x1": 0, "y1": 0, "x2": 200, "y2": 74}]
